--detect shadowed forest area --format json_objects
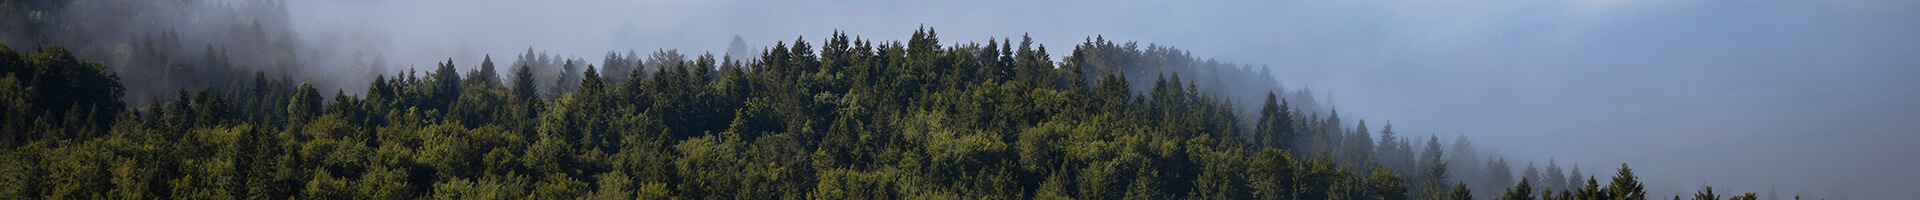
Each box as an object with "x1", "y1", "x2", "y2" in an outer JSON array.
[{"x1": 0, "y1": 0, "x2": 1850, "y2": 199}]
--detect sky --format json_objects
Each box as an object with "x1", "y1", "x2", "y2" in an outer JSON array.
[{"x1": 283, "y1": 0, "x2": 1920, "y2": 198}]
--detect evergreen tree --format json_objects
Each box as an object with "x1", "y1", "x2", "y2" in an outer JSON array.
[
  {"x1": 1369, "y1": 168, "x2": 1409, "y2": 200},
  {"x1": 429, "y1": 58, "x2": 465, "y2": 111},
  {"x1": 1377, "y1": 121, "x2": 1401, "y2": 169},
  {"x1": 1609, "y1": 164, "x2": 1647, "y2": 200},
  {"x1": 1451, "y1": 182, "x2": 1474, "y2": 200},
  {"x1": 1502, "y1": 178, "x2": 1535, "y2": 200},
  {"x1": 1694, "y1": 186, "x2": 1720, "y2": 200},
  {"x1": 1488, "y1": 156, "x2": 1515, "y2": 200},
  {"x1": 1255, "y1": 92, "x2": 1292, "y2": 149},
  {"x1": 1421, "y1": 135, "x2": 1450, "y2": 198},
  {"x1": 1523, "y1": 161, "x2": 1542, "y2": 193},
  {"x1": 469, "y1": 54, "x2": 501, "y2": 87},
  {"x1": 1569, "y1": 164, "x2": 1584, "y2": 190},
  {"x1": 512, "y1": 63, "x2": 538, "y2": 101},
  {"x1": 1546, "y1": 159, "x2": 1566, "y2": 191},
  {"x1": 1576, "y1": 176, "x2": 1606, "y2": 200},
  {"x1": 1345, "y1": 120, "x2": 1376, "y2": 172},
  {"x1": 287, "y1": 82, "x2": 321, "y2": 122}
]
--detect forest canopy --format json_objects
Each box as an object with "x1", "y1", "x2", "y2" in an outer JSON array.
[{"x1": 0, "y1": 25, "x2": 1777, "y2": 199}]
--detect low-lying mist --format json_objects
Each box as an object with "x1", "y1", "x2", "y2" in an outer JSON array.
[{"x1": 4, "y1": 0, "x2": 1916, "y2": 199}]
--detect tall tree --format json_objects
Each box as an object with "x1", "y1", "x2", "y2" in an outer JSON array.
[
  {"x1": 1420, "y1": 135, "x2": 1449, "y2": 198},
  {"x1": 1609, "y1": 164, "x2": 1647, "y2": 200},
  {"x1": 1369, "y1": 168, "x2": 1408, "y2": 200},
  {"x1": 1693, "y1": 186, "x2": 1720, "y2": 200},
  {"x1": 1545, "y1": 159, "x2": 1566, "y2": 191},
  {"x1": 1377, "y1": 121, "x2": 1402, "y2": 170},
  {"x1": 1345, "y1": 119, "x2": 1376, "y2": 172},
  {"x1": 1449, "y1": 135, "x2": 1483, "y2": 195},
  {"x1": 1522, "y1": 162, "x2": 1541, "y2": 193},
  {"x1": 434, "y1": 58, "x2": 467, "y2": 106},
  {"x1": 1450, "y1": 182, "x2": 1474, "y2": 200},
  {"x1": 1487, "y1": 156, "x2": 1514, "y2": 200},
  {"x1": 287, "y1": 82, "x2": 321, "y2": 123},
  {"x1": 469, "y1": 54, "x2": 501, "y2": 87},
  {"x1": 1568, "y1": 164, "x2": 1583, "y2": 190},
  {"x1": 1255, "y1": 92, "x2": 1292, "y2": 149},
  {"x1": 1501, "y1": 178, "x2": 1535, "y2": 200},
  {"x1": 512, "y1": 63, "x2": 539, "y2": 101}
]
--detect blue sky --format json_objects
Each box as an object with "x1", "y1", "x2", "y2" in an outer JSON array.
[{"x1": 288, "y1": 0, "x2": 1920, "y2": 198}]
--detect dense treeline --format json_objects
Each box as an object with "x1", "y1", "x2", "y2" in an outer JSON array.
[
  {"x1": 2, "y1": 27, "x2": 1775, "y2": 199},
  {"x1": 2, "y1": 0, "x2": 377, "y2": 102}
]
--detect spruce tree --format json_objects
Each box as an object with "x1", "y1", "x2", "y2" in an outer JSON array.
[
  {"x1": 1502, "y1": 178, "x2": 1534, "y2": 200},
  {"x1": 1523, "y1": 162, "x2": 1541, "y2": 192},
  {"x1": 1421, "y1": 135, "x2": 1449, "y2": 198},
  {"x1": 1255, "y1": 92, "x2": 1292, "y2": 149},
  {"x1": 1488, "y1": 156, "x2": 1514, "y2": 200},
  {"x1": 513, "y1": 63, "x2": 539, "y2": 101},
  {"x1": 1546, "y1": 159, "x2": 1565, "y2": 191},
  {"x1": 1609, "y1": 164, "x2": 1647, "y2": 200},
  {"x1": 1569, "y1": 164, "x2": 1584, "y2": 189}
]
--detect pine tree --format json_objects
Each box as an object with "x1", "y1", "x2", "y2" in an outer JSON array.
[
  {"x1": 429, "y1": 58, "x2": 465, "y2": 111},
  {"x1": 580, "y1": 64, "x2": 604, "y2": 94},
  {"x1": 1345, "y1": 120, "x2": 1376, "y2": 172},
  {"x1": 1608, "y1": 164, "x2": 1647, "y2": 200},
  {"x1": 287, "y1": 83, "x2": 321, "y2": 123},
  {"x1": 1369, "y1": 168, "x2": 1408, "y2": 200},
  {"x1": 1450, "y1": 182, "x2": 1474, "y2": 200},
  {"x1": 1575, "y1": 176, "x2": 1605, "y2": 200},
  {"x1": 1693, "y1": 186, "x2": 1720, "y2": 200},
  {"x1": 1421, "y1": 135, "x2": 1450, "y2": 198},
  {"x1": 1377, "y1": 122, "x2": 1401, "y2": 169},
  {"x1": 1523, "y1": 162, "x2": 1541, "y2": 193},
  {"x1": 1255, "y1": 92, "x2": 1292, "y2": 149},
  {"x1": 470, "y1": 54, "x2": 501, "y2": 87},
  {"x1": 512, "y1": 63, "x2": 538, "y2": 101},
  {"x1": 1546, "y1": 159, "x2": 1565, "y2": 191},
  {"x1": 1501, "y1": 178, "x2": 1534, "y2": 200},
  {"x1": 1488, "y1": 156, "x2": 1514, "y2": 200},
  {"x1": 1569, "y1": 164, "x2": 1584, "y2": 190}
]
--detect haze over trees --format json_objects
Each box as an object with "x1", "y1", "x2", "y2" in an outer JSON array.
[
  {"x1": 0, "y1": 0, "x2": 1817, "y2": 199},
  {"x1": 1, "y1": 29, "x2": 1777, "y2": 199}
]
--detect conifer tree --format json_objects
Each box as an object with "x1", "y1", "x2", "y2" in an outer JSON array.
[
  {"x1": 1502, "y1": 178, "x2": 1535, "y2": 200},
  {"x1": 1451, "y1": 182, "x2": 1474, "y2": 200},
  {"x1": 1421, "y1": 135, "x2": 1450, "y2": 198},
  {"x1": 513, "y1": 63, "x2": 538, "y2": 101},
  {"x1": 1488, "y1": 156, "x2": 1515, "y2": 200},
  {"x1": 1255, "y1": 92, "x2": 1292, "y2": 149},
  {"x1": 1546, "y1": 159, "x2": 1566, "y2": 191},
  {"x1": 1609, "y1": 164, "x2": 1647, "y2": 200},
  {"x1": 1346, "y1": 120, "x2": 1376, "y2": 172},
  {"x1": 1523, "y1": 162, "x2": 1541, "y2": 192},
  {"x1": 1569, "y1": 164, "x2": 1584, "y2": 190},
  {"x1": 287, "y1": 82, "x2": 321, "y2": 122}
]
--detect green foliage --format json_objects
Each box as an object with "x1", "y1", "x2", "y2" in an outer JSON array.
[
  {"x1": 1502, "y1": 178, "x2": 1535, "y2": 200},
  {"x1": 1451, "y1": 182, "x2": 1475, "y2": 200},
  {"x1": 1694, "y1": 186, "x2": 1720, "y2": 200},
  {"x1": 0, "y1": 31, "x2": 1774, "y2": 200},
  {"x1": 1369, "y1": 168, "x2": 1409, "y2": 200},
  {"x1": 1609, "y1": 164, "x2": 1647, "y2": 200}
]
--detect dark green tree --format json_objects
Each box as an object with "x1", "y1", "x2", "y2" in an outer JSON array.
[
  {"x1": 512, "y1": 63, "x2": 539, "y2": 101},
  {"x1": 1502, "y1": 178, "x2": 1534, "y2": 200},
  {"x1": 1609, "y1": 164, "x2": 1647, "y2": 200},
  {"x1": 1451, "y1": 182, "x2": 1474, "y2": 200},
  {"x1": 1255, "y1": 92, "x2": 1292, "y2": 149}
]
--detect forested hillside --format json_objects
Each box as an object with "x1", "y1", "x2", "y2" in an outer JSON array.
[{"x1": 0, "y1": 26, "x2": 1774, "y2": 199}]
